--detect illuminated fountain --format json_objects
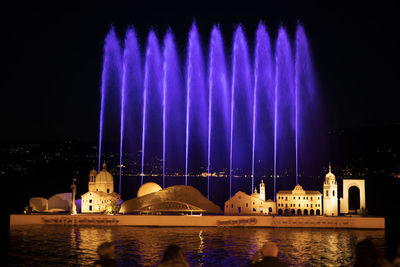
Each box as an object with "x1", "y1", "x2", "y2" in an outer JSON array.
[{"x1": 98, "y1": 22, "x2": 316, "y2": 200}]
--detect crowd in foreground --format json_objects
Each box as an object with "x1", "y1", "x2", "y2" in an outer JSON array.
[{"x1": 93, "y1": 239, "x2": 400, "y2": 267}]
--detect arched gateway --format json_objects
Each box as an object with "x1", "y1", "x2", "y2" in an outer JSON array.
[{"x1": 340, "y1": 179, "x2": 366, "y2": 214}]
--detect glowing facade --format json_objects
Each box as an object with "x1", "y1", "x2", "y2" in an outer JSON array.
[
  {"x1": 277, "y1": 185, "x2": 322, "y2": 215},
  {"x1": 224, "y1": 180, "x2": 276, "y2": 215},
  {"x1": 81, "y1": 162, "x2": 120, "y2": 213},
  {"x1": 323, "y1": 163, "x2": 338, "y2": 216}
]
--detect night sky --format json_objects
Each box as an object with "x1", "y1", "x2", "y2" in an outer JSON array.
[{"x1": 4, "y1": 1, "x2": 399, "y2": 141}]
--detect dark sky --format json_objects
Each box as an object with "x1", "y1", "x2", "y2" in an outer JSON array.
[{"x1": 3, "y1": 1, "x2": 399, "y2": 141}]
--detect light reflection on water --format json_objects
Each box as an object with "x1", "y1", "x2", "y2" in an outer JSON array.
[{"x1": 9, "y1": 225, "x2": 385, "y2": 266}]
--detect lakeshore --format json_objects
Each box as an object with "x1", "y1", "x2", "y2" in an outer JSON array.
[{"x1": 10, "y1": 214, "x2": 385, "y2": 229}]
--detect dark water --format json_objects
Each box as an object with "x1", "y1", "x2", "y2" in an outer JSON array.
[{"x1": 8, "y1": 225, "x2": 385, "y2": 266}]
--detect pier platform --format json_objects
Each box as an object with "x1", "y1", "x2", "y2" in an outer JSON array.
[{"x1": 10, "y1": 214, "x2": 385, "y2": 229}]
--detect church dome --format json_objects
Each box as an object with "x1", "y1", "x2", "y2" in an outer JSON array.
[
  {"x1": 95, "y1": 162, "x2": 113, "y2": 183},
  {"x1": 137, "y1": 182, "x2": 162, "y2": 197},
  {"x1": 96, "y1": 169, "x2": 113, "y2": 183}
]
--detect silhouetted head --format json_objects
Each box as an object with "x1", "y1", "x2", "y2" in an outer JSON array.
[
  {"x1": 161, "y1": 244, "x2": 188, "y2": 266},
  {"x1": 97, "y1": 241, "x2": 115, "y2": 260},
  {"x1": 355, "y1": 239, "x2": 383, "y2": 267},
  {"x1": 261, "y1": 241, "x2": 279, "y2": 257}
]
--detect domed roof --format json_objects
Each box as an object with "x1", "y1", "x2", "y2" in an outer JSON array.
[
  {"x1": 96, "y1": 170, "x2": 113, "y2": 183},
  {"x1": 89, "y1": 168, "x2": 97, "y2": 176},
  {"x1": 121, "y1": 185, "x2": 222, "y2": 214},
  {"x1": 325, "y1": 162, "x2": 336, "y2": 180},
  {"x1": 325, "y1": 172, "x2": 335, "y2": 180},
  {"x1": 96, "y1": 161, "x2": 113, "y2": 183},
  {"x1": 137, "y1": 182, "x2": 162, "y2": 197}
]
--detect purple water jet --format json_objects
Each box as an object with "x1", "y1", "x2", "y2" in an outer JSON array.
[
  {"x1": 230, "y1": 26, "x2": 253, "y2": 198},
  {"x1": 141, "y1": 31, "x2": 162, "y2": 185},
  {"x1": 185, "y1": 23, "x2": 207, "y2": 186},
  {"x1": 208, "y1": 25, "x2": 230, "y2": 199},
  {"x1": 120, "y1": 28, "x2": 142, "y2": 195},
  {"x1": 275, "y1": 27, "x2": 296, "y2": 198},
  {"x1": 98, "y1": 27, "x2": 122, "y2": 172},
  {"x1": 252, "y1": 23, "x2": 274, "y2": 192},
  {"x1": 163, "y1": 29, "x2": 184, "y2": 188},
  {"x1": 98, "y1": 23, "x2": 319, "y2": 202}
]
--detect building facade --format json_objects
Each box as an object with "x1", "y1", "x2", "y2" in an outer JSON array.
[
  {"x1": 323, "y1": 163, "x2": 338, "y2": 216},
  {"x1": 276, "y1": 184, "x2": 322, "y2": 215},
  {"x1": 224, "y1": 180, "x2": 277, "y2": 215},
  {"x1": 81, "y1": 162, "x2": 120, "y2": 213}
]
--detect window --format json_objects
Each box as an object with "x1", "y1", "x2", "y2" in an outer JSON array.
[
  {"x1": 260, "y1": 208, "x2": 263, "y2": 213},
  {"x1": 89, "y1": 199, "x2": 92, "y2": 203},
  {"x1": 298, "y1": 197, "x2": 300, "y2": 199},
  {"x1": 246, "y1": 203, "x2": 248, "y2": 207},
  {"x1": 285, "y1": 197, "x2": 287, "y2": 200},
  {"x1": 326, "y1": 190, "x2": 328, "y2": 197},
  {"x1": 89, "y1": 205, "x2": 92, "y2": 211},
  {"x1": 238, "y1": 207, "x2": 241, "y2": 213},
  {"x1": 253, "y1": 208, "x2": 257, "y2": 212},
  {"x1": 231, "y1": 204, "x2": 234, "y2": 208},
  {"x1": 107, "y1": 189, "x2": 110, "y2": 193},
  {"x1": 333, "y1": 190, "x2": 335, "y2": 196},
  {"x1": 311, "y1": 197, "x2": 313, "y2": 200}
]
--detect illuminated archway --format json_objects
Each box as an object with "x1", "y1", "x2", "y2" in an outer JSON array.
[{"x1": 340, "y1": 179, "x2": 366, "y2": 214}]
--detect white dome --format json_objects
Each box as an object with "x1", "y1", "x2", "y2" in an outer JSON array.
[
  {"x1": 96, "y1": 170, "x2": 113, "y2": 183},
  {"x1": 325, "y1": 171, "x2": 335, "y2": 180},
  {"x1": 325, "y1": 163, "x2": 336, "y2": 181},
  {"x1": 137, "y1": 182, "x2": 162, "y2": 197}
]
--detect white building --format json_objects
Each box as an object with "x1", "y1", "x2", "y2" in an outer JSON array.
[
  {"x1": 224, "y1": 180, "x2": 276, "y2": 215},
  {"x1": 323, "y1": 163, "x2": 338, "y2": 216},
  {"x1": 277, "y1": 184, "x2": 322, "y2": 215},
  {"x1": 81, "y1": 162, "x2": 120, "y2": 213}
]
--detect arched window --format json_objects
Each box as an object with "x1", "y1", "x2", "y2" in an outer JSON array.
[
  {"x1": 333, "y1": 190, "x2": 335, "y2": 196},
  {"x1": 326, "y1": 190, "x2": 328, "y2": 196}
]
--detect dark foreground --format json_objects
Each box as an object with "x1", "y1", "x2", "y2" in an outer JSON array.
[{"x1": 8, "y1": 225, "x2": 386, "y2": 266}]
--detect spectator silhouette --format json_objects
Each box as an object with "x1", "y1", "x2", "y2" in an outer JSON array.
[
  {"x1": 249, "y1": 241, "x2": 288, "y2": 267},
  {"x1": 158, "y1": 244, "x2": 189, "y2": 267},
  {"x1": 94, "y1": 242, "x2": 118, "y2": 267},
  {"x1": 354, "y1": 239, "x2": 392, "y2": 267}
]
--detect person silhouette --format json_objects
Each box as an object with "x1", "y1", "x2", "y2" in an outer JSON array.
[
  {"x1": 249, "y1": 241, "x2": 288, "y2": 267},
  {"x1": 158, "y1": 244, "x2": 189, "y2": 267}
]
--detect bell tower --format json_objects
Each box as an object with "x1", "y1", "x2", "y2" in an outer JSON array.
[
  {"x1": 259, "y1": 180, "x2": 265, "y2": 201},
  {"x1": 88, "y1": 168, "x2": 97, "y2": 192},
  {"x1": 323, "y1": 162, "x2": 338, "y2": 216}
]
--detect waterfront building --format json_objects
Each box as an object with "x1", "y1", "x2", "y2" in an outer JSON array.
[
  {"x1": 81, "y1": 162, "x2": 120, "y2": 213},
  {"x1": 224, "y1": 180, "x2": 277, "y2": 215},
  {"x1": 276, "y1": 184, "x2": 322, "y2": 215}
]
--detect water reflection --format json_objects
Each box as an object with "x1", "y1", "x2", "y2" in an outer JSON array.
[{"x1": 9, "y1": 225, "x2": 385, "y2": 266}]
